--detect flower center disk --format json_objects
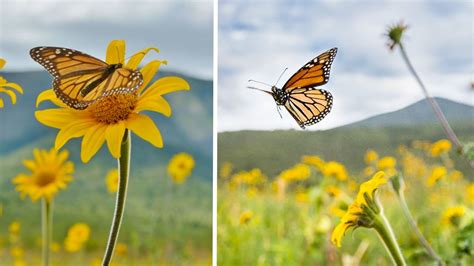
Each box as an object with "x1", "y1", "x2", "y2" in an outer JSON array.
[{"x1": 88, "y1": 94, "x2": 138, "y2": 124}]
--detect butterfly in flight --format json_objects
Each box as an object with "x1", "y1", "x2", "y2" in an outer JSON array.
[
  {"x1": 248, "y1": 47, "x2": 337, "y2": 129},
  {"x1": 30, "y1": 46, "x2": 143, "y2": 110}
]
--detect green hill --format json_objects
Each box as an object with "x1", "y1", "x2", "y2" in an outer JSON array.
[{"x1": 218, "y1": 98, "x2": 474, "y2": 177}]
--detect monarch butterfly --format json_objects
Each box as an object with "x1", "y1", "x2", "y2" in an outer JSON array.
[
  {"x1": 30, "y1": 46, "x2": 143, "y2": 109},
  {"x1": 248, "y1": 47, "x2": 337, "y2": 129}
]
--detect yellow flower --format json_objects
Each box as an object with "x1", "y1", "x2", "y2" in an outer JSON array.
[
  {"x1": 239, "y1": 210, "x2": 253, "y2": 225},
  {"x1": 0, "y1": 58, "x2": 24, "y2": 108},
  {"x1": 219, "y1": 162, "x2": 233, "y2": 179},
  {"x1": 301, "y1": 155, "x2": 325, "y2": 170},
  {"x1": 295, "y1": 191, "x2": 310, "y2": 203},
  {"x1": 105, "y1": 169, "x2": 119, "y2": 193},
  {"x1": 168, "y1": 152, "x2": 195, "y2": 184},
  {"x1": 35, "y1": 40, "x2": 190, "y2": 163},
  {"x1": 64, "y1": 223, "x2": 91, "y2": 252},
  {"x1": 466, "y1": 184, "x2": 474, "y2": 204},
  {"x1": 322, "y1": 161, "x2": 348, "y2": 181},
  {"x1": 363, "y1": 166, "x2": 375, "y2": 176},
  {"x1": 278, "y1": 164, "x2": 311, "y2": 182},
  {"x1": 331, "y1": 171, "x2": 388, "y2": 247},
  {"x1": 10, "y1": 246, "x2": 24, "y2": 257},
  {"x1": 12, "y1": 148, "x2": 74, "y2": 202},
  {"x1": 364, "y1": 149, "x2": 378, "y2": 164},
  {"x1": 233, "y1": 168, "x2": 267, "y2": 186},
  {"x1": 116, "y1": 243, "x2": 128, "y2": 256},
  {"x1": 377, "y1": 156, "x2": 396, "y2": 170},
  {"x1": 9, "y1": 221, "x2": 21, "y2": 235},
  {"x1": 325, "y1": 185, "x2": 342, "y2": 197},
  {"x1": 430, "y1": 139, "x2": 451, "y2": 157},
  {"x1": 426, "y1": 166, "x2": 447, "y2": 187},
  {"x1": 441, "y1": 205, "x2": 466, "y2": 227},
  {"x1": 448, "y1": 170, "x2": 463, "y2": 181}
]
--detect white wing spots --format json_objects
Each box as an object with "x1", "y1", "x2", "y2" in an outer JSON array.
[{"x1": 55, "y1": 49, "x2": 61, "y2": 54}]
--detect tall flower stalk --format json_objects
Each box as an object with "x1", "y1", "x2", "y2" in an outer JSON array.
[
  {"x1": 390, "y1": 174, "x2": 445, "y2": 265},
  {"x1": 102, "y1": 130, "x2": 130, "y2": 264},
  {"x1": 42, "y1": 199, "x2": 53, "y2": 266},
  {"x1": 385, "y1": 22, "x2": 473, "y2": 169}
]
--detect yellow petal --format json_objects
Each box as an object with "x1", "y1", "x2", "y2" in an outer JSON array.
[
  {"x1": 0, "y1": 98, "x2": 3, "y2": 108},
  {"x1": 81, "y1": 124, "x2": 107, "y2": 163},
  {"x1": 126, "y1": 113, "x2": 163, "y2": 148},
  {"x1": 55, "y1": 118, "x2": 97, "y2": 150},
  {"x1": 106, "y1": 40, "x2": 126, "y2": 65},
  {"x1": 137, "y1": 60, "x2": 168, "y2": 94},
  {"x1": 0, "y1": 58, "x2": 5, "y2": 69},
  {"x1": 36, "y1": 89, "x2": 67, "y2": 108},
  {"x1": 125, "y1": 47, "x2": 160, "y2": 70},
  {"x1": 141, "y1": 77, "x2": 190, "y2": 98},
  {"x1": 35, "y1": 109, "x2": 82, "y2": 129},
  {"x1": 0, "y1": 88, "x2": 17, "y2": 104},
  {"x1": 3, "y1": 82, "x2": 23, "y2": 94},
  {"x1": 105, "y1": 121, "x2": 126, "y2": 158},
  {"x1": 135, "y1": 95, "x2": 172, "y2": 117}
]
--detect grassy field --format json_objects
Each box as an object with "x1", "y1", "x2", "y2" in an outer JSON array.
[
  {"x1": 218, "y1": 124, "x2": 474, "y2": 265},
  {"x1": 0, "y1": 149, "x2": 212, "y2": 265}
]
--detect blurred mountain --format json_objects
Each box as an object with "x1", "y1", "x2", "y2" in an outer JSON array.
[
  {"x1": 344, "y1": 97, "x2": 473, "y2": 128},
  {"x1": 0, "y1": 70, "x2": 213, "y2": 180}
]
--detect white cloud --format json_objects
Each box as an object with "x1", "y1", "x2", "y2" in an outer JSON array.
[{"x1": 218, "y1": 0, "x2": 473, "y2": 132}]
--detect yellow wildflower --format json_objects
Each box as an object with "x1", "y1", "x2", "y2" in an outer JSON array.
[
  {"x1": 105, "y1": 169, "x2": 119, "y2": 193},
  {"x1": 239, "y1": 210, "x2": 253, "y2": 225},
  {"x1": 301, "y1": 155, "x2": 325, "y2": 170},
  {"x1": 377, "y1": 156, "x2": 396, "y2": 170},
  {"x1": 363, "y1": 166, "x2": 375, "y2": 176},
  {"x1": 325, "y1": 185, "x2": 342, "y2": 197},
  {"x1": 466, "y1": 184, "x2": 474, "y2": 204},
  {"x1": 295, "y1": 191, "x2": 310, "y2": 203},
  {"x1": 9, "y1": 221, "x2": 21, "y2": 235},
  {"x1": 278, "y1": 164, "x2": 311, "y2": 182},
  {"x1": 441, "y1": 206, "x2": 466, "y2": 227},
  {"x1": 35, "y1": 40, "x2": 190, "y2": 163},
  {"x1": 448, "y1": 170, "x2": 463, "y2": 181},
  {"x1": 322, "y1": 161, "x2": 348, "y2": 181},
  {"x1": 426, "y1": 166, "x2": 447, "y2": 187},
  {"x1": 331, "y1": 171, "x2": 388, "y2": 247},
  {"x1": 12, "y1": 148, "x2": 74, "y2": 202},
  {"x1": 64, "y1": 223, "x2": 90, "y2": 252},
  {"x1": 430, "y1": 139, "x2": 451, "y2": 157},
  {"x1": 10, "y1": 246, "x2": 24, "y2": 257},
  {"x1": 219, "y1": 162, "x2": 233, "y2": 179},
  {"x1": 364, "y1": 149, "x2": 378, "y2": 164},
  {"x1": 168, "y1": 152, "x2": 195, "y2": 184},
  {"x1": 0, "y1": 58, "x2": 24, "y2": 108},
  {"x1": 116, "y1": 243, "x2": 128, "y2": 256}
]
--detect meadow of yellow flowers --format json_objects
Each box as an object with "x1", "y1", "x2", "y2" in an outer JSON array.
[{"x1": 218, "y1": 139, "x2": 473, "y2": 265}]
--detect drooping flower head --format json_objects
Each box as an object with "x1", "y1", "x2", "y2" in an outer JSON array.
[
  {"x1": 331, "y1": 171, "x2": 388, "y2": 247},
  {"x1": 35, "y1": 40, "x2": 190, "y2": 163},
  {"x1": 12, "y1": 148, "x2": 74, "y2": 202},
  {"x1": 0, "y1": 58, "x2": 24, "y2": 108},
  {"x1": 167, "y1": 152, "x2": 195, "y2": 184}
]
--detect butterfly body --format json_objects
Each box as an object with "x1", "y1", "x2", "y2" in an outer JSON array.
[
  {"x1": 250, "y1": 48, "x2": 337, "y2": 129},
  {"x1": 30, "y1": 47, "x2": 143, "y2": 110}
]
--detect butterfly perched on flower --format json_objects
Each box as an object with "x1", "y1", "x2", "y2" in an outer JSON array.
[
  {"x1": 30, "y1": 46, "x2": 143, "y2": 109},
  {"x1": 248, "y1": 47, "x2": 337, "y2": 129}
]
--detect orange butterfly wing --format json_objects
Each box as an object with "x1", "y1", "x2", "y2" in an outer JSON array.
[
  {"x1": 284, "y1": 88, "x2": 333, "y2": 129},
  {"x1": 30, "y1": 47, "x2": 143, "y2": 109},
  {"x1": 282, "y1": 48, "x2": 337, "y2": 92}
]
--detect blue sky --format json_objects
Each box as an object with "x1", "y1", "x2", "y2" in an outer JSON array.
[
  {"x1": 218, "y1": 0, "x2": 473, "y2": 131},
  {"x1": 0, "y1": 0, "x2": 213, "y2": 79}
]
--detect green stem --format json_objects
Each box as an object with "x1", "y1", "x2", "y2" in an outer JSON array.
[
  {"x1": 373, "y1": 213, "x2": 406, "y2": 266},
  {"x1": 102, "y1": 130, "x2": 131, "y2": 265},
  {"x1": 41, "y1": 198, "x2": 53, "y2": 266},
  {"x1": 397, "y1": 193, "x2": 445, "y2": 265},
  {"x1": 398, "y1": 44, "x2": 474, "y2": 170}
]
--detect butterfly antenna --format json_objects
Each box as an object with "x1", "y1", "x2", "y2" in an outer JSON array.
[
  {"x1": 247, "y1": 86, "x2": 273, "y2": 95},
  {"x1": 248, "y1": 79, "x2": 273, "y2": 87},
  {"x1": 274, "y1": 67, "x2": 288, "y2": 86}
]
